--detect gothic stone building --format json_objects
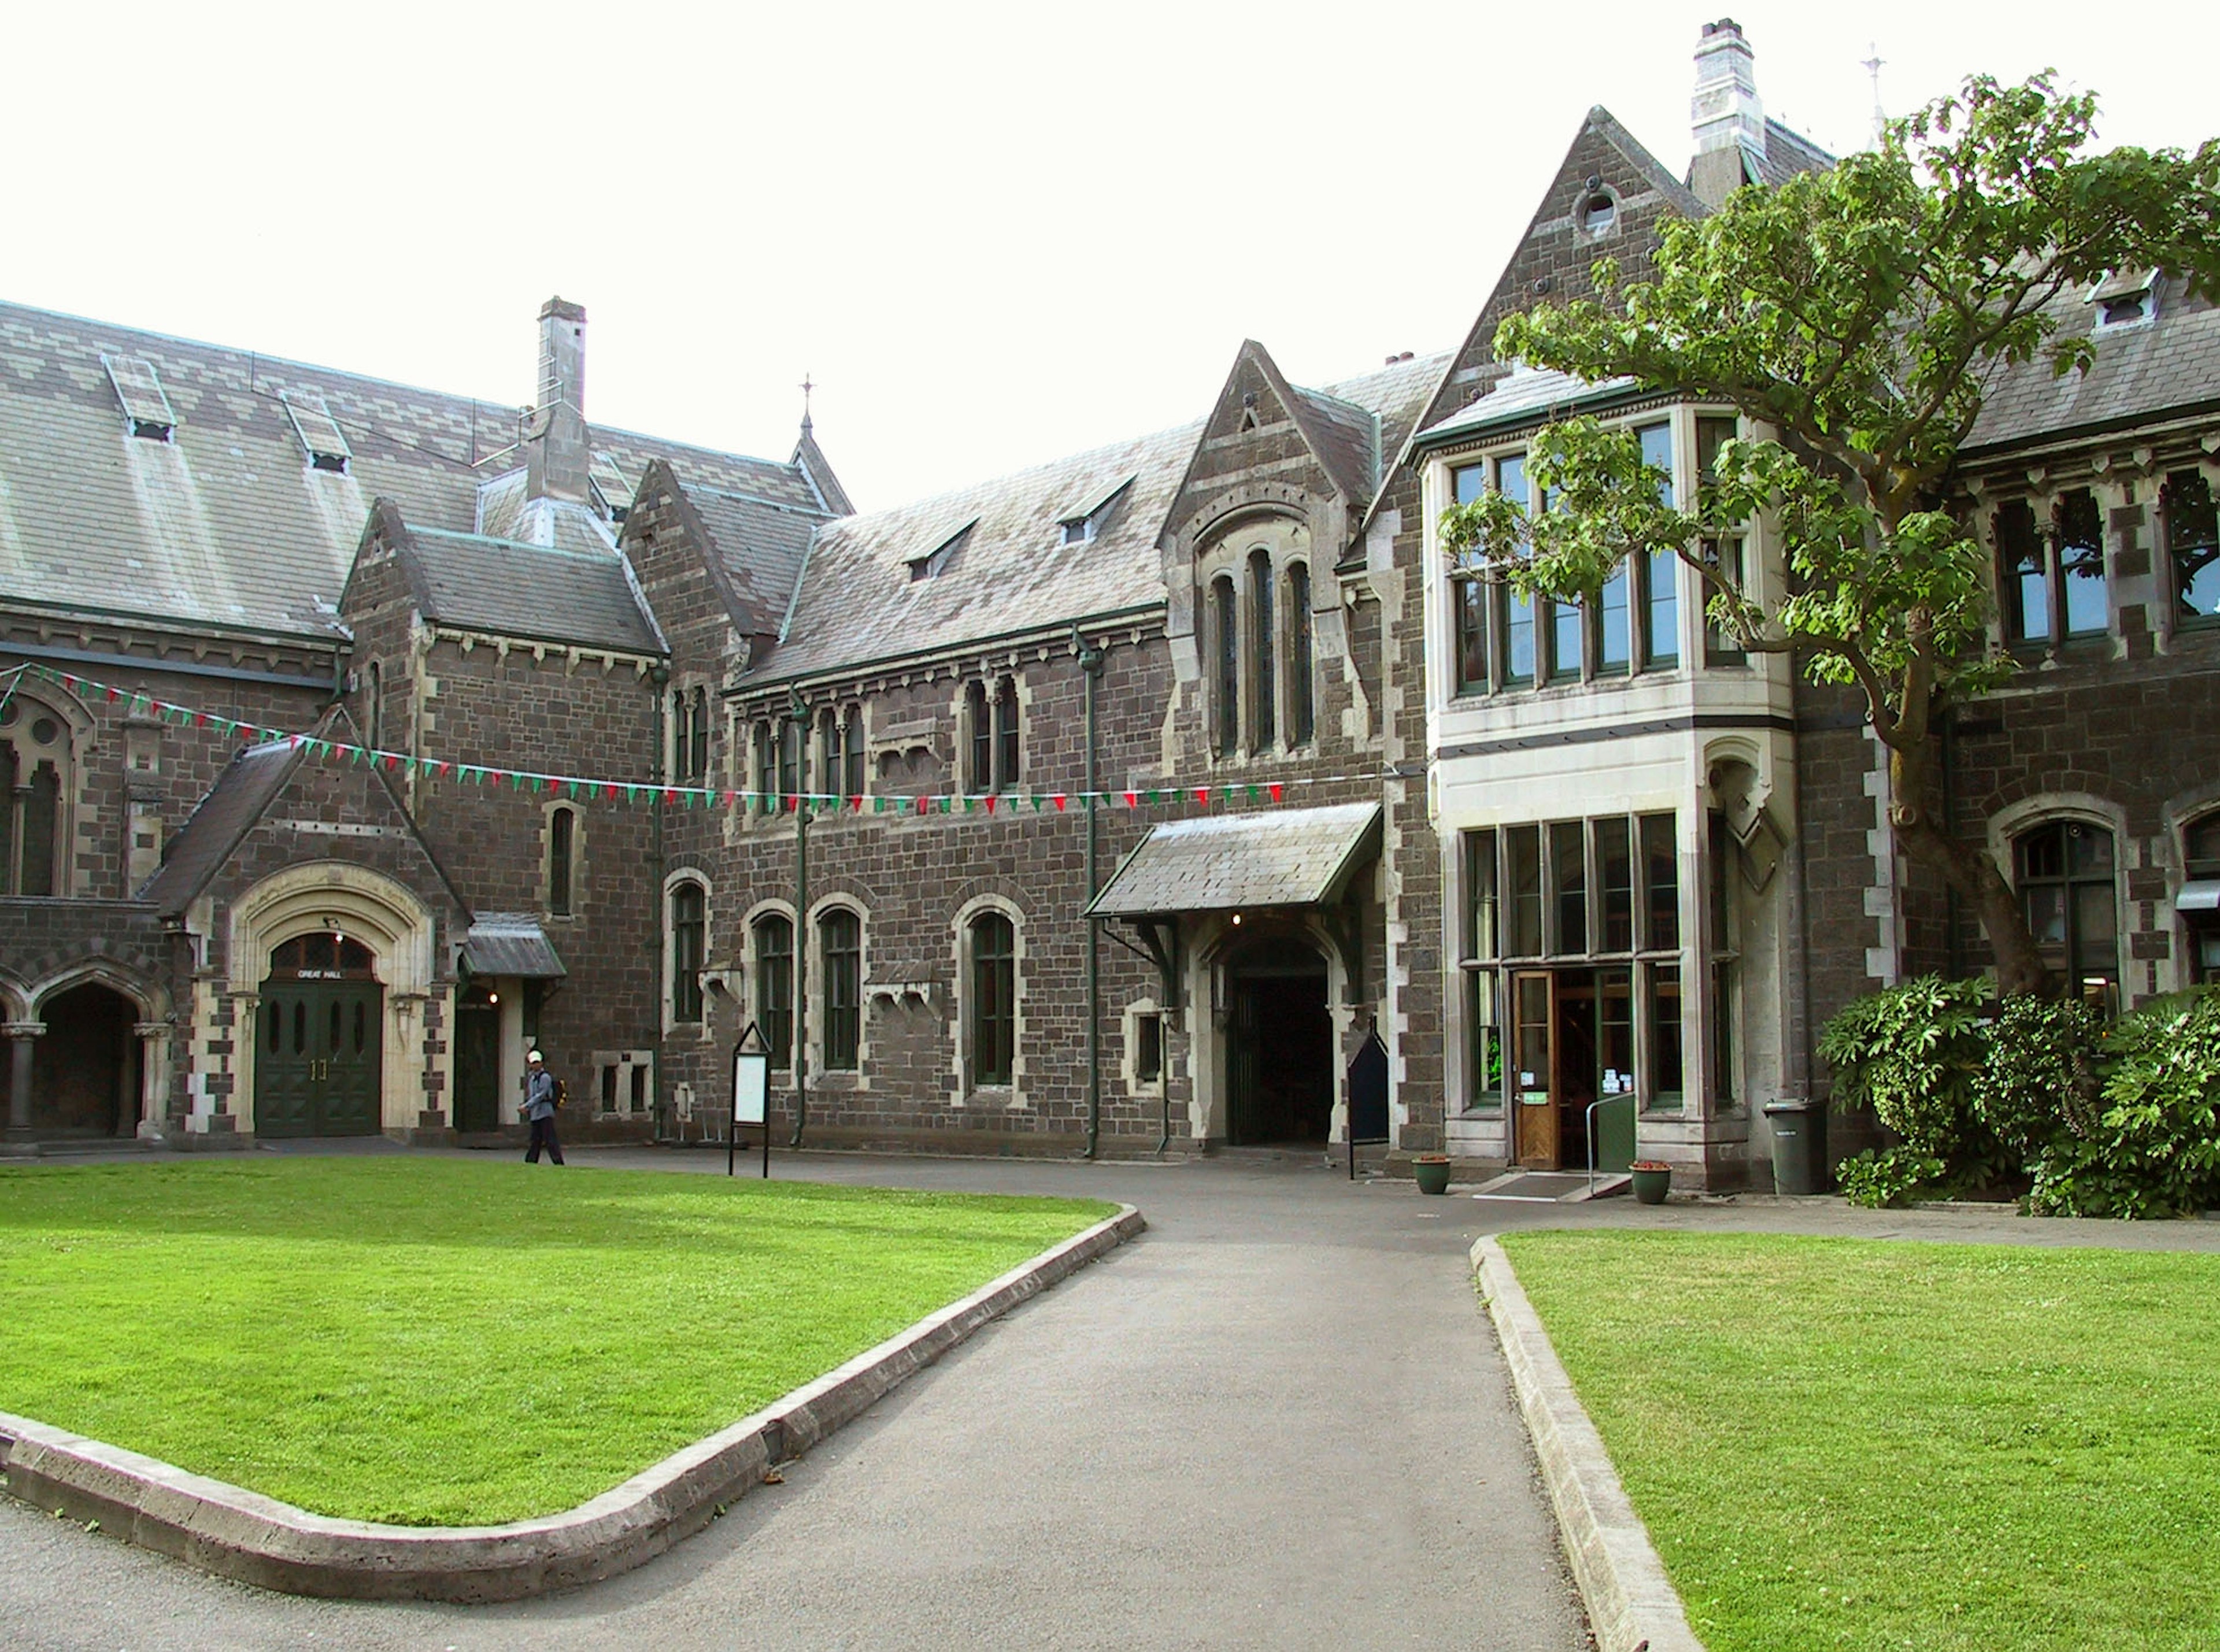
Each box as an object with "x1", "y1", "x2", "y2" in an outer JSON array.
[{"x1": 5, "y1": 20, "x2": 2215, "y2": 1187}]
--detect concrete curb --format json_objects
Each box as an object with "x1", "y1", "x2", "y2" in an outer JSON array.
[
  {"x1": 1472, "y1": 1235, "x2": 1705, "y2": 1652},
  {"x1": 0, "y1": 1204, "x2": 1145, "y2": 1602}
]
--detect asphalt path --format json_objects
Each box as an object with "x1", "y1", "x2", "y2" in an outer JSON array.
[{"x1": 1, "y1": 1147, "x2": 1594, "y2": 1652}]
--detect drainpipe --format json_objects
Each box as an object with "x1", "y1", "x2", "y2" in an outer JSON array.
[
  {"x1": 649, "y1": 666, "x2": 670, "y2": 1143},
  {"x1": 787, "y1": 691, "x2": 811, "y2": 1149},
  {"x1": 1079, "y1": 631, "x2": 1105, "y2": 1158}
]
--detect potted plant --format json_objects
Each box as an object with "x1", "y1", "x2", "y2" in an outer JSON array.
[
  {"x1": 1412, "y1": 1153, "x2": 1453, "y2": 1195},
  {"x1": 1629, "y1": 1160, "x2": 1672, "y2": 1205}
]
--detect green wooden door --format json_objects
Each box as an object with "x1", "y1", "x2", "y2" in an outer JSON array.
[
  {"x1": 453, "y1": 1001, "x2": 501, "y2": 1132},
  {"x1": 1226, "y1": 984, "x2": 1262, "y2": 1144},
  {"x1": 257, "y1": 983, "x2": 382, "y2": 1138}
]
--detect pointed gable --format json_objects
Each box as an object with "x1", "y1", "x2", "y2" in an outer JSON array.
[
  {"x1": 140, "y1": 706, "x2": 468, "y2": 932},
  {"x1": 1404, "y1": 106, "x2": 1707, "y2": 457}
]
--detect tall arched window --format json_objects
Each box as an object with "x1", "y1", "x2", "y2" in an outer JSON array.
[
  {"x1": 778, "y1": 716, "x2": 801, "y2": 798},
  {"x1": 995, "y1": 678, "x2": 1020, "y2": 787},
  {"x1": 1213, "y1": 574, "x2": 1238, "y2": 757},
  {"x1": 752, "y1": 718, "x2": 776, "y2": 799},
  {"x1": 753, "y1": 913, "x2": 794, "y2": 1068},
  {"x1": 820, "y1": 909, "x2": 861, "y2": 1070},
  {"x1": 670, "y1": 689, "x2": 687, "y2": 777},
  {"x1": 1249, "y1": 549, "x2": 1276, "y2": 750},
  {"x1": 547, "y1": 806, "x2": 576, "y2": 916},
  {"x1": 2015, "y1": 820, "x2": 2118, "y2": 1011},
  {"x1": 1287, "y1": 561, "x2": 1314, "y2": 747},
  {"x1": 841, "y1": 708, "x2": 865, "y2": 798},
  {"x1": 970, "y1": 911, "x2": 1015, "y2": 1086},
  {"x1": 690, "y1": 688, "x2": 709, "y2": 782},
  {"x1": 965, "y1": 679, "x2": 991, "y2": 792},
  {"x1": 670, "y1": 882, "x2": 706, "y2": 1024},
  {"x1": 816, "y1": 708, "x2": 840, "y2": 797},
  {"x1": 0, "y1": 693, "x2": 66, "y2": 896}
]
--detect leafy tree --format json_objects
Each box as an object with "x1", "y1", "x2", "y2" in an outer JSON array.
[{"x1": 1438, "y1": 75, "x2": 2220, "y2": 996}]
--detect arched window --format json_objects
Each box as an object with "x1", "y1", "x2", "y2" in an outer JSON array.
[
  {"x1": 547, "y1": 806, "x2": 576, "y2": 916},
  {"x1": 2015, "y1": 820, "x2": 2118, "y2": 1011},
  {"x1": 670, "y1": 882, "x2": 706, "y2": 1024},
  {"x1": 1287, "y1": 561, "x2": 1314, "y2": 747},
  {"x1": 820, "y1": 909, "x2": 861, "y2": 1070},
  {"x1": 753, "y1": 913, "x2": 793, "y2": 1068},
  {"x1": 753, "y1": 718, "x2": 776, "y2": 800},
  {"x1": 2181, "y1": 814, "x2": 2220, "y2": 986},
  {"x1": 690, "y1": 688, "x2": 709, "y2": 782},
  {"x1": 841, "y1": 708, "x2": 865, "y2": 798},
  {"x1": 995, "y1": 678, "x2": 1020, "y2": 787},
  {"x1": 670, "y1": 689, "x2": 687, "y2": 777},
  {"x1": 970, "y1": 911, "x2": 1015, "y2": 1086},
  {"x1": 778, "y1": 716, "x2": 801, "y2": 798},
  {"x1": 0, "y1": 693, "x2": 66, "y2": 896},
  {"x1": 1249, "y1": 549, "x2": 1276, "y2": 750},
  {"x1": 1213, "y1": 574, "x2": 1238, "y2": 757},
  {"x1": 965, "y1": 680, "x2": 991, "y2": 792},
  {"x1": 817, "y1": 708, "x2": 840, "y2": 797},
  {"x1": 365, "y1": 661, "x2": 384, "y2": 753}
]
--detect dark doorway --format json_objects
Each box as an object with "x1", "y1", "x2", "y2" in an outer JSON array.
[
  {"x1": 256, "y1": 936, "x2": 383, "y2": 1138},
  {"x1": 453, "y1": 986, "x2": 502, "y2": 1134},
  {"x1": 1225, "y1": 937, "x2": 1332, "y2": 1146},
  {"x1": 32, "y1": 983, "x2": 139, "y2": 1136}
]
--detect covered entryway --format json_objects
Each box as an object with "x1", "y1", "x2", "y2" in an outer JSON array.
[
  {"x1": 256, "y1": 935, "x2": 382, "y2": 1138},
  {"x1": 1509, "y1": 966, "x2": 1635, "y2": 1171},
  {"x1": 30, "y1": 983, "x2": 140, "y2": 1136},
  {"x1": 1226, "y1": 937, "x2": 1332, "y2": 1145},
  {"x1": 452, "y1": 983, "x2": 503, "y2": 1134}
]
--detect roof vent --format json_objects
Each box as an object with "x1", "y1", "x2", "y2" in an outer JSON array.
[
  {"x1": 280, "y1": 390, "x2": 353, "y2": 473},
  {"x1": 102, "y1": 354, "x2": 177, "y2": 442},
  {"x1": 590, "y1": 451, "x2": 636, "y2": 523}
]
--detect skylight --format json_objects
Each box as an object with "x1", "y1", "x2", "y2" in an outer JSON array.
[
  {"x1": 590, "y1": 451, "x2": 637, "y2": 523},
  {"x1": 101, "y1": 354, "x2": 177, "y2": 442},
  {"x1": 280, "y1": 390, "x2": 353, "y2": 472}
]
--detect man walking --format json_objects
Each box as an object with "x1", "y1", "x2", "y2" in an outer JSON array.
[{"x1": 523, "y1": 1049, "x2": 564, "y2": 1165}]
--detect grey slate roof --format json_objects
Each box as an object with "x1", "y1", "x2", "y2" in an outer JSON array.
[
  {"x1": 460, "y1": 914, "x2": 567, "y2": 979},
  {"x1": 1748, "y1": 120, "x2": 1837, "y2": 189},
  {"x1": 401, "y1": 526, "x2": 664, "y2": 655},
  {"x1": 138, "y1": 737, "x2": 304, "y2": 912},
  {"x1": 1964, "y1": 279, "x2": 2220, "y2": 455},
  {"x1": 0, "y1": 301, "x2": 828, "y2": 643},
  {"x1": 1086, "y1": 802, "x2": 1382, "y2": 919},
  {"x1": 756, "y1": 418, "x2": 1204, "y2": 682},
  {"x1": 1414, "y1": 367, "x2": 1642, "y2": 446},
  {"x1": 682, "y1": 482, "x2": 832, "y2": 635},
  {"x1": 1322, "y1": 353, "x2": 1455, "y2": 472}
]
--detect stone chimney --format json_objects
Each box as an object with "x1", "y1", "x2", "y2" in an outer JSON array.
[
  {"x1": 526, "y1": 297, "x2": 590, "y2": 503},
  {"x1": 1689, "y1": 18, "x2": 1766, "y2": 208}
]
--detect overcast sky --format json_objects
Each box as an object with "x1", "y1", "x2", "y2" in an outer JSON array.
[{"x1": 9, "y1": 1, "x2": 2219, "y2": 512}]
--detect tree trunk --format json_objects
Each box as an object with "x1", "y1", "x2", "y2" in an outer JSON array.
[{"x1": 1888, "y1": 735, "x2": 2054, "y2": 998}]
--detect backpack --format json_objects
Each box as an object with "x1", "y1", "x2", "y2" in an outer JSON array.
[{"x1": 552, "y1": 1077, "x2": 567, "y2": 1109}]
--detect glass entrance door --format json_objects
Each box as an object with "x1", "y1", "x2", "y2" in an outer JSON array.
[{"x1": 1511, "y1": 971, "x2": 1557, "y2": 1168}]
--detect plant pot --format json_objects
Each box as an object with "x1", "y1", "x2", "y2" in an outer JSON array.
[
  {"x1": 1629, "y1": 1162, "x2": 1671, "y2": 1205},
  {"x1": 1412, "y1": 1155, "x2": 1453, "y2": 1196}
]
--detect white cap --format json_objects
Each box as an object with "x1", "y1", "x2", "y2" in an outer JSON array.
[{"x1": 527, "y1": 1049, "x2": 543, "y2": 1063}]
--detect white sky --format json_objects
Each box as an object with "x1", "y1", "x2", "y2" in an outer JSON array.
[{"x1": 8, "y1": 1, "x2": 2219, "y2": 512}]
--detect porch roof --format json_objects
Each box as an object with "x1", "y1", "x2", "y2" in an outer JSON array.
[
  {"x1": 1085, "y1": 802, "x2": 1381, "y2": 921},
  {"x1": 459, "y1": 914, "x2": 567, "y2": 979}
]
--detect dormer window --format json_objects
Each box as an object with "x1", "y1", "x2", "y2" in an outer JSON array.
[
  {"x1": 1054, "y1": 475, "x2": 1134, "y2": 548},
  {"x1": 280, "y1": 390, "x2": 353, "y2": 473},
  {"x1": 906, "y1": 518, "x2": 977, "y2": 581},
  {"x1": 101, "y1": 353, "x2": 176, "y2": 442},
  {"x1": 590, "y1": 451, "x2": 635, "y2": 523},
  {"x1": 2087, "y1": 270, "x2": 2159, "y2": 331}
]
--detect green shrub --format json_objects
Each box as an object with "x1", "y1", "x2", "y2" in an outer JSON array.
[
  {"x1": 1818, "y1": 976, "x2": 1993, "y2": 1165},
  {"x1": 1974, "y1": 992, "x2": 2102, "y2": 1155},
  {"x1": 1836, "y1": 1146, "x2": 1946, "y2": 1209},
  {"x1": 2029, "y1": 991, "x2": 2220, "y2": 1218}
]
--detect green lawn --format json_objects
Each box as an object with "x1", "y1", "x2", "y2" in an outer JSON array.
[
  {"x1": 1500, "y1": 1231, "x2": 2220, "y2": 1652},
  {"x1": 0, "y1": 1158, "x2": 1115, "y2": 1527}
]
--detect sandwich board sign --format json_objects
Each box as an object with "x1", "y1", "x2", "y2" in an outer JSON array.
[{"x1": 730, "y1": 1023, "x2": 771, "y2": 1179}]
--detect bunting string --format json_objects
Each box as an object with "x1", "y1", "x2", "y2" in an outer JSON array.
[{"x1": 24, "y1": 665, "x2": 1404, "y2": 816}]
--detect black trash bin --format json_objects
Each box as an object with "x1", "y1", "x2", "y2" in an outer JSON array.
[{"x1": 1762, "y1": 1098, "x2": 1829, "y2": 1195}]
